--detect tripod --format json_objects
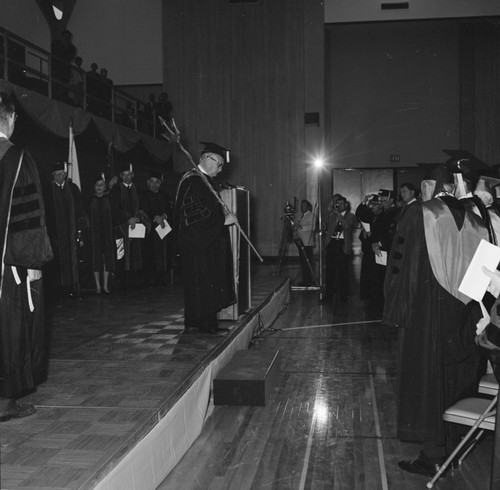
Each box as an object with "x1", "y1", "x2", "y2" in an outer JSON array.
[
  {"x1": 275, "y1": 214, "x2": 318, "y2": 287},
  {"x1": 275, "y1": 216, "x2": 294, "y2": 275}
]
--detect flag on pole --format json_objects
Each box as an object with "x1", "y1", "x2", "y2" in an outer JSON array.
[{"x1": 68, "y1": 123, "x2": 81, "y2": 189}]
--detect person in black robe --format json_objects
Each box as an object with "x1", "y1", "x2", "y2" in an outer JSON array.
[
  {"x1": 0, "y1": 93, "x2": 53, "y2": 421},
  {"x1": 370, "y1": 189, "x2": 400, "y2": 306},
  {"x1": 44, "y1": 161, "x2": 87, "y2": 298},
  {"x1": 89, "y1": 174, "x2": 115, "y2": 294},
  {"x1": 174, "y1": 142, "x2": 236, "y2": 334},
  {"x1": 475, "y1": 267, "x2": 500, "y2": 490},
  {"x1": 140, "y1": 171, "x2": 173, "y2": 287},
  {"x1": 384, "y1": 166, "x2": 487, "y2": 476},
  {"x1": 110, "y1": 163, "x2": 147, "y2": 290},
  {"x1": 355, "y1": 194, "x2": 381, "y2": 301}
]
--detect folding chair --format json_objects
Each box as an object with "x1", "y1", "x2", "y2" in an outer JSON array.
[
  {"x1": 479, "y1": 373, "x2": 499, "y2": 396},
  {"x1": 427, "y1": 391, "x2": 497, "y2": 488}
]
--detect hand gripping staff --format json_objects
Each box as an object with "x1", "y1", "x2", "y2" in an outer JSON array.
[{"x1": 159, "y1": 116, "x2": 263, "y2": 262}]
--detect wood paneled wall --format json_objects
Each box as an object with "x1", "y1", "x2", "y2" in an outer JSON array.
[
  {"x1": 324, "y1": 20, "x2": 461, "y2": 170},
  {"x1": 460, "y1": 19, "x2": 500, "y2": 166},
  {"x1": 163, "y1": 0, "x2": 324, "y2": 257}
]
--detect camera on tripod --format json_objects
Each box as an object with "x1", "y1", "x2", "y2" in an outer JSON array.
[{"x1": 283, "y1": 198, "x2": 297, "y2": 227}]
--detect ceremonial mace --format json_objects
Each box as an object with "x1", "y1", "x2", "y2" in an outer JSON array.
[{"x1": 159, "y1": 116, "x2": 264, "y2": 263}]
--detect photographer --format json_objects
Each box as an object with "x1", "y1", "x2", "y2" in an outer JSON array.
[
  {"x1": 293, "y1": 199, "x2": 315, "y2": 286},
  {"x1": 324, "y1": 195, "x2": 356, "y2": 302}
]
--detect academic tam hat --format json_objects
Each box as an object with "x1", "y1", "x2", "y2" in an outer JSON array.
[{"x1": 200, "y1": 141, "x2": 230, "y2": 164}]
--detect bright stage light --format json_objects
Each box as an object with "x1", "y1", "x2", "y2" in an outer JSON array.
[{"x1": 313, "y1": 158, "x2": 324, "y2": 168}]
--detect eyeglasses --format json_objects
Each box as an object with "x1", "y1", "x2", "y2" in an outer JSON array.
[{"x1": 206, "y1": 155, "x2": 224, "y2": 167}]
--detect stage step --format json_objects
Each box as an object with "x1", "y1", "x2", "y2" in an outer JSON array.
[{"x1": 213, "y1": 349, "x2": 281, "y2": 406}]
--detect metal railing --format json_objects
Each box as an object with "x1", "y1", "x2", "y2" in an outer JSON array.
[{"x1": 0, "y1": 26, "x2": 163, "y2": 138}]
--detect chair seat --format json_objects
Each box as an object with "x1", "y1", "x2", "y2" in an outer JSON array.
[
  {"x1": 443, "y1": 397, "x2": 496, "y2": 430},
  {"x1": 478, "y1": 373, "x2": 499, "y2": 396}
]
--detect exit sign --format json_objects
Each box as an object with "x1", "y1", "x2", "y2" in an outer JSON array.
[{"x1": 390, "y1": 154, "x2": 400, "y2": 162}]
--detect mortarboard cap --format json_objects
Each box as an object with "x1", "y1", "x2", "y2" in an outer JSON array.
[
  {"x1": 120, "y1": 162, "x2": 133, "y2": 173},
  {"x1": 417, "y1": 163, "x2": 455, "y2": 184},
  {"x1": 148, "y1": 171, "x2": 163, "y2": 181},
  {"x1": 443, "y1": 150, "x2": 490, "y2": 188},
  {"x1": 52, "y1": 161, "x2": 67, "y2": 173},
  {"x1": 94, "y1": 172, "x2": 106, "y2": 184},
  {"x1": 200, "y1": 141, "x2": 230, "y2": 163},
  {"x1": 443, "y1": 150, "x2": 489, "y2": 172},
  {"x1": 378, "y1": 189, "x2": 395, "y2": 200}
]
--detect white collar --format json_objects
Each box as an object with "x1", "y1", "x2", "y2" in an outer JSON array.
[
  {"x1": 0, "y1": 131, "x2": 9, "y2": 140},
  {"x1": 198, "y1": 165, "x2": 209, "y2": 176}
]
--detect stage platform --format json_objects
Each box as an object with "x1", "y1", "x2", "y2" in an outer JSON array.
[{"x1": 0, "y1": 266, "x2": 290, "y2": 490}]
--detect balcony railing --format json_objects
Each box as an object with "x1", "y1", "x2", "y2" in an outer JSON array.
[{"x1": 0, "y1": 26, "x2": 163, "y2": 138}]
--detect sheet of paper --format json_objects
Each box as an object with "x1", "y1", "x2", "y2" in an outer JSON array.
[
  {"x1": 458, "y1": 239, "x2": 500, "y2": 302},
  {"x1": 375, "y1": 250, "x2": 387, "y2": 266},
  {"x1": 156, "y1": 219, "x2": 172, "y2": 240},
  {"x1": 128, "y1": 223, "x2": 145, "y2": 239}
]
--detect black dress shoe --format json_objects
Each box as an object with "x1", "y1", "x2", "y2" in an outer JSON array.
[
  {"x1": 0, "y1": 402, "x2": 36, "y2": 422},
  {"x1": 398, "y1": 454, "x2": 440, "y2": 477}
]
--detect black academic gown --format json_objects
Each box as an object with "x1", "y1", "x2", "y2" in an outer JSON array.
[
  {"x1": 140, "y1": 189, "x2": 172, "y2": 274},
  {"x1": 355, "y1": 203, "x2": 376, "y2": 300},
  {"x1": 110, "y1": 183, "x2": 146, "y2": 271},
  {"x1": 0, "y1": 140, "x2": 53, "y2": 399},
  {"x1": 89, "y1": 194, "x2": 115, "y2": 272},
  {"x1": 174, "y1": 170, "x2": 235, "y2": 328},
  {"x1": 383, "y1": 196, "x2": 486, "y2": 455},
  {"x1": 44, "y1": 180, "x2": 86, "y2": 288}
]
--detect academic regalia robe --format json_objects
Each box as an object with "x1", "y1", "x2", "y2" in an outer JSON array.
[
  {"x1": 383, "y1": 196, "x2": 486, "y2": 455},
  {"x1": 89, "y1": 194, "x2": 115, "y2": 272},
  {"x1": 140, "y1": 189, "x2": 172, "y2": 274},
  {"x1": 44, "y1": 180, "x2": 86, "y2": 288},
  {"x1": 174, "y1": 170, "x2": 235, "y2": 328},
  {"x1": 355, "y1": 203, "x2": 376, "y2": 300},
  {"x1": 0, "y1": 139, "x2": 53, "y2": 399},
  {"x1": 110, "y1": 182, "x2": 146, "y2": 271}
]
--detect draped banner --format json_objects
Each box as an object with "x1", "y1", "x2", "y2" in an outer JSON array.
[{"x1": 0, "y1": 79, "x2": 172, "y2": 164}]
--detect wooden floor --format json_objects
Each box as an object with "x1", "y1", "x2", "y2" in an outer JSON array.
[
  {"x1": 158, "y1": 258, "x2": 494, "y2": 490},
  {"x1": 0, "y1": 265, "x2": 287, "y2": 490}
]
